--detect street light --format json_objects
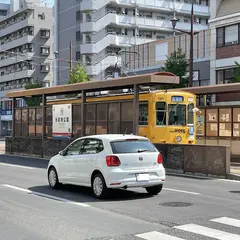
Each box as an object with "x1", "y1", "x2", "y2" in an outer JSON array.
[{"x1": 170, "y1": 1, "x2": 199, "y2": 87}]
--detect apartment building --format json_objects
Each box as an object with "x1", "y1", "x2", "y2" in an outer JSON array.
[
  {"x1": 209, "y1": 0, "x2": 240, "y2": 105},
  {"x1": 54, "y1": 0, "x2": 210, "y2": 83},
  {"x1": 0, "y1": 0, "x2": 53, "y2": 136},
  {"x1": 123, "y1": 28, "x2": 210, "y2": 83}
]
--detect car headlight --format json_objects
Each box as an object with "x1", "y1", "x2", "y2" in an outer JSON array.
[{"x1": 176, "y1": 135, "x2": 182, "y2": 143}]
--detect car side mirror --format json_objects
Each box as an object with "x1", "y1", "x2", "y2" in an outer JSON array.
[{"x1": 59, "y1": 149, "x2": 67, "y2": 156}]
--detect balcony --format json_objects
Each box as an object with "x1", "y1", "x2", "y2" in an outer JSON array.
[
  {"x1": 0, "y1": 70, "x2": 34, "y2": 83},
  {"x1": 80, "y1": 33, "x2": 153, "y2": 54},
  {"x1": 81, "y1": 13, "x2": 208, "y2": 33},
  {"x1": 0, "y1": 35, "x2": 34, "y2": 51},
  {"x1": 0, "y1": 52, "x2": 34, "y2": 68},
  {"x1": 135, "y1": 16, "x2": 208, "y2": 32},
  {"x1": 86, "y1": 55, "x2": 117, "y2": 75},
  {"x1": 0, "y1": 19, "x2": 32, "y2": 38},
  {"x1": 81, "y1": 0, "x2": 209, "y2": 16}
]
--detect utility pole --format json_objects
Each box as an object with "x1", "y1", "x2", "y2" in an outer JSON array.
[{"x1": 171, "y1": 1, "x2": 198, "y2": 87}]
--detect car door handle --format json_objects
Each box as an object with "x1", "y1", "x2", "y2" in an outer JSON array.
[{"x1": 73, "y1": 159, "x2": 77, "y2": 162}]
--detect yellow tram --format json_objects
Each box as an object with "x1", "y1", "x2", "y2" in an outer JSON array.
[{"x1": 48, "y1": 89, "x2": 197, "y2": 144}]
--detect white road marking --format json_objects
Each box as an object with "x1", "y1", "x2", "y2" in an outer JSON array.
[
  {"x1": 163, "y1": 187, "x2": 200, "y2": 195},
  {"x1": 0, "y1": 162, "x2": 35, "y2": 169},
  {"x1": 136, "y1": 231, "x2": 185, "y2": 240},
  {"x1": 211, "y1": 217, "x2": 240, "y2": 228},
  {"x1": 2, "y1": 184, "x2": 90, "y2": 207},
  {"x1": 174, "y1": 224, "x2": 240, "y2": 240}
]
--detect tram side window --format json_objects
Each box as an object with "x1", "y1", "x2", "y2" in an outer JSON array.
[
  {"x1": 188, "y1": 103, "x2": 194, "y2": 124},
  {"x1": 139, "y1": 102, "x2": 148, "y2": 125},
  {"x1": 156, "y1": 102, "x2": 166, "y2": 126}
]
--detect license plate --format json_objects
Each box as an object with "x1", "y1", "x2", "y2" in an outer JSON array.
[{"x1": 136, "y1": 173, "x2": 149, "y2": 181}]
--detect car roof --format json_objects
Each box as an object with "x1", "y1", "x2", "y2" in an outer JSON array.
[{"x1": 77, "y1": 134, "x2": 148, "y2": 141}]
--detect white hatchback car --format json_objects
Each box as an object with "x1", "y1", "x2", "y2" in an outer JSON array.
[{"x1": 47, "y1": 134, "x2": 166, "y2": 198}]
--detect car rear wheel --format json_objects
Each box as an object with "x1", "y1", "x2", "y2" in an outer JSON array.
[
  {"x1": 92, "y1": 173, "x2": 108, "y2": 199},
  {"x1": 48, "y1": 167, "x2": 60, "y2": 189},
  {"x1": 145, "y1": 184, "x2": 163, "y2": 195}
]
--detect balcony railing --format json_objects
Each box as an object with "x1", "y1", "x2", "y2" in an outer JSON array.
[
  {"x1": 81, "y1": 12, "x2": 208, "y2": 33},
  {"x1": 0, "y1": 35, "x2": 34, "y2": 52},
  {"x1": 0, "y1": 52, "x2": 34, "y2": 68},
  {"x1": 81, "y1": 0, "x2": 209, "y2": 16},
  {"x1": 0, "y1": 70, "x2": 34, "y2": 82}
]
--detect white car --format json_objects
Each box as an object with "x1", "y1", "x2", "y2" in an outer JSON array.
[{"x1": 47, "y1": 134, "x2": 166, "y2": 198}]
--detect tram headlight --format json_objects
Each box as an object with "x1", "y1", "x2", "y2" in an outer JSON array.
[{"x1": 176, "y1": 135, "x2": 182, "y2": 143}]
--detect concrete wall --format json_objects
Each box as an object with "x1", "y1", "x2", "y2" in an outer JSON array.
[{"x1": 6, "y1": 137, "x2": 231, "y2": 177}]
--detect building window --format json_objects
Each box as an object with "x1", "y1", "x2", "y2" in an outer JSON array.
[
  {"x1": 216, "y1": 68, "x2": 236, "y2": 84},
  {"x1": 38, "y1": 13, "x2": 45, "y2": 20},
  {"x1": 76, "y1": 11, "x2": 82, "y2": 21},
  {"x1": 40, "y1": 46, "x2": 50, "y2": 55},
  {"x1": 76, "y1": 51, "x2": 81, "y2": 61},
  {"x1": 44, "y1": 82, "x2": 50, "y2": 87},
  {"x1": 76, "y1": 31, "x2": 81, "y2": 41},
  {"x1": 40, "y1": 29, "x2": 50, "y2": 38},
  {"x1": 0, "y1": 10, "x2": 7, "y2": 16},
  {"x1": 40, "y1": 64, "x2": 50, "y2": 72},
  {"x1": 216, "y1": 24, "x2": 240, "y2": 47}
]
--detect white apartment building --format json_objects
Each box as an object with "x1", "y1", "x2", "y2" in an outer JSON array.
[
  {"x1": 55, "y1": 0, "x2": 210, "y2": 82},
  {"x1": 0, "y1": 0, "x2": 53, "y2": 136}
]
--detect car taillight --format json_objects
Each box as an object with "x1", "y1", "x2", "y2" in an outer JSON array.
[
  {"x1": 106, "y1": 155, "x2": 121, "y2": 167},
  {"x1": 157, "y1": 153, "x2": 163, "y2": 164}
]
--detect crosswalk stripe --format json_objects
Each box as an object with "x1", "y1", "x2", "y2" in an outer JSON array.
[
  {"x1": 211, "y1": 217, "x2": 240, "y2": 228},
  {"x1": 135, "y1": 231, "x2": 186, "y2": 240},
  {"x1": 174, "y1": 224, "x2": 240, "y2": 240}
]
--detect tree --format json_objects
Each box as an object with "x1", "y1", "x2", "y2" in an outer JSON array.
[
  {"x1": 68, "y1": 61, "x2": 90, "y2": 84},
  {"x1": 161, "y1": 48, "x2": 189, "y2": 89},
  {"x1": 23, "y1": 82, "x2": 42, "y2": 107},
  {"x1": 232, "y1": 61, "x2": 240, "y2": 83}
]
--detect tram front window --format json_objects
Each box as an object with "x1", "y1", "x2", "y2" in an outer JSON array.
[{"x1": 168, "y1": 104, "x2": 186, "y2": 126}]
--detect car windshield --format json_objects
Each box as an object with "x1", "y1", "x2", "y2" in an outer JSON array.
[
  {"x1": 168, "y1": 104, "x2": 186, "y2": 126},
  {"x1": 110, "y1": 140, "x2": 157, "y2": 154}
]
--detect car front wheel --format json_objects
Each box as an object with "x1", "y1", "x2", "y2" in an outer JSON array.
[
  {"x1": 92, "y1": 173, "x2": 108, "y2": 199},
  {"x1": 48, "y1": 167, "x2": 60, "y2": 189},
  {"x1": 145, "y1": 184, "x2": 163, "y2": 195}
]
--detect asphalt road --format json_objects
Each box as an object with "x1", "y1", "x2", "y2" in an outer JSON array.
[{"x1": 1, "y1": 155, "x2": 240, "y2": 240}]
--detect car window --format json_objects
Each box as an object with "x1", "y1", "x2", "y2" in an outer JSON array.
[
  {"x1": 110, "y1": 139, "x2": 157, "y2": 154},
  {"x1": 80, "y1": 138, "x2": 104, "y2": 154},
  {"x1": 67, "y1": 139, "x2": 85, "y2": 155}
]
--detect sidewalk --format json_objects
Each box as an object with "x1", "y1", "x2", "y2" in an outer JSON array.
[{"x1": 228, "y1": 163, "x2": 240, "y2": 180}]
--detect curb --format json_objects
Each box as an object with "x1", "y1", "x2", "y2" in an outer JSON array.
[
  {"x1": 227, "y1": 173, "x2": 240, "y2": 181},
  {"x1": 166, "y1": 170, "x2": 240, "y2": 181}
]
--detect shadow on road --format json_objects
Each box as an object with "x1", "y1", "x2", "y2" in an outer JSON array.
[
  {"x1": 0, "y1": 154, "x2": 48, "y2": 169},
  {"x1": 28, "y1": 184, "x2": 153, "y2": 203}
]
